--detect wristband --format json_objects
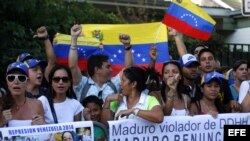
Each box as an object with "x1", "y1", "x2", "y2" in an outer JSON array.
[
  {"x1": 70, "y1": 46, "x2": 77, "y2": 50},
  {"x1": 133, "y1": 108, "x2": 140, "y2": 116},
  {"x1": 44, "y1": 35, "x2": 49, "y2": 40},
  {"x1": 167, "y1": 94, "x2": 175, "y2": 101},
  {"x1": 39, "y1": 35, "x2": 49, "y2": 41},
  {"x1": 125, "y1": 45, "x2": 132, "y2": 51},
  {"x1": 150, "y1": 59, "x2": 155, "y2": 62}
]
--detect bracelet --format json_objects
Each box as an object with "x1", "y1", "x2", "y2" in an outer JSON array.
[
  {"x1": 125, "y1": 45, "x2": 132, "y2": 51},
  {"x1": 150, "y1": 59, "x2": 155, "y2": 62},
  {"x1": 38, "y1": 35, "x2": 49, "y2": 41},
  {"x1": 133, "y1": 108, "x2": 140, "y2": 116},
  {"x1": 103, "y1": 107, "x2": 110, "y2": 110},
  {"x1": 70, "y1": 46, "x2": 77, "y2": 50},
  {"x1": 167, "y1": 94, "x2": 175, "y2": 101},
  {"x1": 44, "y1": 35, "x2": 49, "y2": 40}
]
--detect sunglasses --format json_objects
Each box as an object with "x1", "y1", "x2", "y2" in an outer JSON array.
[
  {"x1": 6, "y1": 74, "x2": 27, "y2": 83},
  {"x1": 52, "y1": 76, "x2": 70, "y2": 83}
]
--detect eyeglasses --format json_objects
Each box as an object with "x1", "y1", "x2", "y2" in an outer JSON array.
[
  {"x1": 6, "y1": 74, "x2": 27, "y2": 83},
  {"x1": 52, "y1": 76, "x2": 70, "y2": 83}
]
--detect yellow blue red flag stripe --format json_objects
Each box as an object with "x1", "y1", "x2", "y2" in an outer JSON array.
[
  {"x1": 54, "y1": 22, "x2": 169, "y2": 76},
  {"x1": 163, "y1": 0, "x2": 216, "y2": 41}
]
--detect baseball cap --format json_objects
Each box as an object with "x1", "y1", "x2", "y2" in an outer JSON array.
[
  {"x1": 16, "y1": 53, "x2": 34, "y2": 62},
  {"x1": 24, "y1": 59, "x2": 42, "y2": 69},
  {"x1": 7, "y1": 62, "x2": 28, "y2": 75},
  {"x1": 201, "y1": 71, "x2": 225, "y2": 85},
  {"x1": 225, "y1": 69, "x2": 235, "y2": 85},
  {"x1": 179, "y1": 54, "x2": 199, "y2": 67}
]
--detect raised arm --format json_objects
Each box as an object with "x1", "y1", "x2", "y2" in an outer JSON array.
[
  {"x1": 149, "y1": 44, "x2": 157, "y2": 69},
  {"x1": 33, "y1": 26, "x2": 56, "y2": 81},
  {"x1": 168, "y1": 27, "x2": 187, "y2": 56},
  {"x1": 164, "y1": 73, "x2": 181, "y2": 115},
  {"x1": 119, "y1": 34, "x2": 133, "y2": 68},
  {"x1": 68, "y1": 24, "x2": 82, "y2": 85}
]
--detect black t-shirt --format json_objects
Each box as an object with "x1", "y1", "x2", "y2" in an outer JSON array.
[
  {"x1": 181, "y1": 82, "x2": 202, "y2": 102},
  {"x1": 25, "y1": 87, "x2": 48, "y2": 99}
]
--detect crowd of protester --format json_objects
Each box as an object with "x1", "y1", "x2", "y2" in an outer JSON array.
[{"x1": 0, "y1": 25, "x2": 250, "y2": 141}]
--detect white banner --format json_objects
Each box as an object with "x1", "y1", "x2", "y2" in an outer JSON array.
[
  {"x1": 0, "y1": 121, "x2": 94, "y2": 141},
  {"x1": 108, "y1": 113, "x2": 250, "y2": 141}
]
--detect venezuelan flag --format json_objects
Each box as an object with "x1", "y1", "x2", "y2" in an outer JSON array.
[
  {"x1": 54, "y1": 22, "x2": 169, "y2": 76},
  {"x1": 163, "y1": 0, "x2": 216, "y2": 41},
  {"x1": 54, "y1": 33, "x2": 101, "y2": 71}
]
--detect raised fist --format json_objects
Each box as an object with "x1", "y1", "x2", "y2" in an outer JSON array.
[
  {"x1": 33, "y1": 26, "x2": 48, "y2": 40},
  {"x1": 119, "y1": 33, "x2": 131, "y2": 48},
  {"x1": 71, "y1": 24, "x2": 82, "y2": 37}
]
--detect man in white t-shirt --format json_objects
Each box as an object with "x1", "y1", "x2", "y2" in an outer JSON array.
[
  {"x1": 238, "y1": 80, "x2": 250, "y2": 112},
  {"x1": 68, "y1": 24, "x2": 133, "y2": 103}
]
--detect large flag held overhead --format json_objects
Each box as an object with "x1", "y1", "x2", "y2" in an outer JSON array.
[
  {"x1": 54, "y1": 33, "x2": 101, "y2": 72},
  {"x1": 54, "y1": 22, "x2": 169, "y2": 76},
  {"x1": 163, "y1": 0, "x2": 216, "y2": 41}
]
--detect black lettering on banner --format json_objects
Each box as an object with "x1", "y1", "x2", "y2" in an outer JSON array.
[{"x1": 224, "y1": 125, "x2": 250, "y2": 141}]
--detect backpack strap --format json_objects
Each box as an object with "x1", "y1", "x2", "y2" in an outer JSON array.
[
  {"x1": 107, "y1": 80, "x2": 118, "y2": 93},
  {"x1": 98, "y1": 81, "x2": 118, "y2": 101},
  {"x1": 80, "y1": 78, "x2": 91, "y2": 102},
  {"x1": 47, "y1": 97, "x2": 58, "y2": 123},
  {"x1": 80, "y1": 79, "x2": 118, "y2": 102},
  {"x1": 37, "y1": 94, "x2": 58, "y2": 124}
]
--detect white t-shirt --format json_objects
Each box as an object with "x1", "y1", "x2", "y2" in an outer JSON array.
[
  {"x1": 238, "y1": 80, "x2": 250, "y2": 104},
  {"x1": 39, "y1": 96, "x2": 83, "y2": 124},
  {"x1": 8, "y1": 120, "x2": 32, "y2": 127},
  {"x1": 73, "y1": 73, "x2": 121, "y2": 102}
]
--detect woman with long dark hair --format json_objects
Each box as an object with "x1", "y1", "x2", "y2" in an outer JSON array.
[
  {"x1": 190, "y1": 71, "x2": 226, "y2": 117},
  {"x1": 38, "y1": 64, "x2": 83, "y2": 123},
  {"x1": 101, "y1": 66, "x2": 163, "y2": 126},
  {"x1": 151, "y1": 60, "x2": 191, "y2": 116}
]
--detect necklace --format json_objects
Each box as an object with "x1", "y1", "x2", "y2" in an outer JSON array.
[
  {"x1": 201, "y1": 100, "x2": 215, "y2": 113},
  {"x1": 15, "y1": 97, "x2": 26, "y2": 111}
]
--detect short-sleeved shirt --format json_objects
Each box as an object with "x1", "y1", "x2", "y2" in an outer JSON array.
[
  {"x1": 115, "y1": 92, "x2": 160, "y2": 120},
  {"x1": 239, "y1": 80, "x2": 250, "y2": 104},
  {"x1": 73, "y1": 73, "x2": 121, "y2": 102},
  {"x1": 39, "y1": 96, "x2": 83, "y2": 124}
]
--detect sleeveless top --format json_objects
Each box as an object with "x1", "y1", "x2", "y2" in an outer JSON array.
[
  {"x1": 8, "y1": 120, "x2": 32, "y2": 127},
  {"x1": 115, "y1": 92, "x2": 160, "y2": 120},
  {"x1": 170, "y1": 95, "x2": 189, "y2": 116}
]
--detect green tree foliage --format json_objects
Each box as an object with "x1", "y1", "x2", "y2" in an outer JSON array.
[{"x1": 0, "y1": 0, "x2": 121, "y2": 86}]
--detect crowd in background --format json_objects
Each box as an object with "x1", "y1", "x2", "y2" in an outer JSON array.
[{"x1": 0, "y1": 25, "x2": 250, "y2": 141}]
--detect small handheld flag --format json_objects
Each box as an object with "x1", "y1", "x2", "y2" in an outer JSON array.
[{"x1": 163, "y1": 0, "x2": 216, "y2": 41}]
